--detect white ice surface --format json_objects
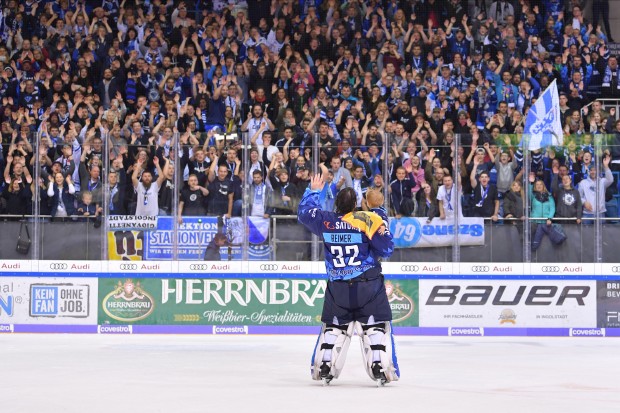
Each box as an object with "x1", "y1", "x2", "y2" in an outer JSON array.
[{"x1": 1, "y1": 334, "x2": 619, "y2": 413}]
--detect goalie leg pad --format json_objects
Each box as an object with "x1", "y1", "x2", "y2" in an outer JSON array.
[
  {"x1": 356, "y1": 318, "x2": 400, "y2": 383},
  {"x1": 310, "y1": 321, "x2": 354, "y2": 381}
]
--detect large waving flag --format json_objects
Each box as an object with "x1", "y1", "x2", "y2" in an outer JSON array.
[
  {"x1": 521, "y1": 79, "x2": 563, "y2": 151},
  {"x1": 224, "y1": 217, "x2": 270, "y2": 244}
]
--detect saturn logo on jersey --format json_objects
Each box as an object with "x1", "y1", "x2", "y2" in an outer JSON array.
[{"x1": 323, "y1": 221, "x2": 335, "y2": 230}]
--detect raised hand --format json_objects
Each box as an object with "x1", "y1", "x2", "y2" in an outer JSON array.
[{"x1": 310, "y1": 173, "x2": 325, "y2": 191}]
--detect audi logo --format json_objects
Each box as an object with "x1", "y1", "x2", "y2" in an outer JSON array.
[
  {"x1": 260, "y1": 264, "x2": 279, "y2": 271},
  {"x1": 470, "y1": 266, "x2": 490, "y2": 272},
  {"x1": 189, "y1": 264, "x2": 209, "y2": 271},
  {"x1": 119, "y1": 264, "x2": 138, "y2": 271},
  {"x1": 611, "y1": 266, "x2": 620, "y2": 273},
  {"x1": 49, "y1": 263, "x2": 68, "y2": 270},
  {"x1": 541, "y1": 266, "x2": 560, "y2": 273},
  {"x1": 401, "y1": 265, "x2": 419, "y2": 272}
]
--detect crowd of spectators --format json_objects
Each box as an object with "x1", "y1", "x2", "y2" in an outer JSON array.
[{"x1": 0, "y1": 0, "x2": 619, "y2": 233}]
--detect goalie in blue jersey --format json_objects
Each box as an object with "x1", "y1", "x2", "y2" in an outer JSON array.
[{"x1": 298, "y1": 174, "x2": 399, "y2": 386}]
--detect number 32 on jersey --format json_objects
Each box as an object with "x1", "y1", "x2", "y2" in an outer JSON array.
[{"x1": 330, "y1": 245, "x2": 361, "y2": 268}]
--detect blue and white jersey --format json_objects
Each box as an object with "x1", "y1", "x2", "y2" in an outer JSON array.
[
  {"x1": 543, "y1": 0, "x2": 564, "y2": 21},
  {"x1": 298, "y1": 189, "x2": 394, "y2": 281}
]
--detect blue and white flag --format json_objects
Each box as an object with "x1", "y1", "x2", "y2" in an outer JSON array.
[
  {"x1": 521, "y1": 79, "x2": 563, "y2": 151},
  {"x1": 224, "y1": 217, "x2": 270, "y2": 245}
]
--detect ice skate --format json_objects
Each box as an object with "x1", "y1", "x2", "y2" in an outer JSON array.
[
  {"x1": 372, "y1": 361, "x2": 388, "y2": 386},
  {"x1": 311, "y1": 322, "x2": 354, "y2": 384},
  {"x1": 357, "y1": 320, "x2": 400, "y2": 385},
  {"x1": 319, "y1": 362, "x2": 334, "y2": 386}
]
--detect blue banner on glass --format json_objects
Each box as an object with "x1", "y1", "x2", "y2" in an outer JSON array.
[
  {"x1": 389, "y1": 217, "x2": 485, "y2": 248},
  {"x1": 144, "y1": 217, "x2": 272, "y2": 260},
  {"x1": 145, "y1": 217, "x2": 220, "y2": 260}
]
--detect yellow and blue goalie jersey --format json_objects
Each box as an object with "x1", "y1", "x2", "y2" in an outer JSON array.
[{"x1": 298, "y1": 188, "x2": 394, "y2": 281}]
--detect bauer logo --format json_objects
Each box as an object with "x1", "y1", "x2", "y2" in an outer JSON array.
[
  {"x1": 98, "y1": 325, "x2": 133, "y2": 334},
  {"x1": 449, "y1": 327, "x2": 484, "y2": 336},
  {"x1": 569, "y1": 328, "x2": 605, "y2": 337},
  {"x1": 30, "y1": 284, "x2": 89, "y2": 318},
  {"x1": 212, "y1": 325, "x2": 248, "y2": 334},
  {"x1": 102, "y1": 279, "x2": 154, "y2": 322},
  {"x1": 386, "y1": 281, "x2": 415, "y2": 323}
]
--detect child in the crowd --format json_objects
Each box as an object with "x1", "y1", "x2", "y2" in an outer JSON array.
[{"x1": 77, "y1": 191, "x2": 102, "y2": 227}]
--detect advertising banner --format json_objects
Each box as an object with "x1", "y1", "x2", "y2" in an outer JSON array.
[
  {"x1": 144, "y1": 216, "x2": 220, "y2": 260},
  {"x1": 107, "y1": 230, "x2": 144, "y2": 261},
  {"x1": 133, "y1": 216, "x2": 273, "y2": 260},
  {"x1": 389, "y1": 217, "x2": 485, "y2": 248},
  {"x1": 98, "y1": 278, "x2": 419, "y2": 327},
  {"x1": 597, "y1": 281, "x2": 620, "y2": 328},
  {"x1": 107, "y1": 215, "x2": 158, "y2": 231},
  {"x1": 0, "y1": 277, "x2": 98, "y2": 324},
  {"x1": 419, "y1": 280, "x2": 596, "y2": 327}
]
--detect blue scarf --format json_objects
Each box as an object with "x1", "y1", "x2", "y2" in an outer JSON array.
[{"x1": 603, "y1": 66, "x2": 620, "y2": 89}]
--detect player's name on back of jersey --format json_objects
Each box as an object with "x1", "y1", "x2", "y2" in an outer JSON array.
[{"x1": 324, "y1": 233, "x2": 362, "y2": 244}]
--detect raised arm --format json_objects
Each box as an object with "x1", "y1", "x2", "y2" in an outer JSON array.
[
  {"x1": 132, "y1": 158, "x2": 143, "y2": 189},
  {"x1": 207, "y1": 156, "x2": 219, "y2": 182},
  {"x1": 297, "y1": 174, "x2": 327, "y2": 236},
  {"x1": 470, "y1": 158, "x2": 479, "y2": 189},
  {"x1": 250, "y1": 121, "x2": 266, "y2": 146},
  {"x1": 155, "y1": 156, "x2": 167, "y2": 187}
]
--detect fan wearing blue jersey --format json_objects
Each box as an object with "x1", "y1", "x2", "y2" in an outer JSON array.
[{"x1": 298, "y1": 174, "x2": 399, "y2": 386}]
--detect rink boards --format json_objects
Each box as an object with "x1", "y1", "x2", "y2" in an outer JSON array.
[{"x1": 1, "y1": 260, "x2": 620, "y2": 336}]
